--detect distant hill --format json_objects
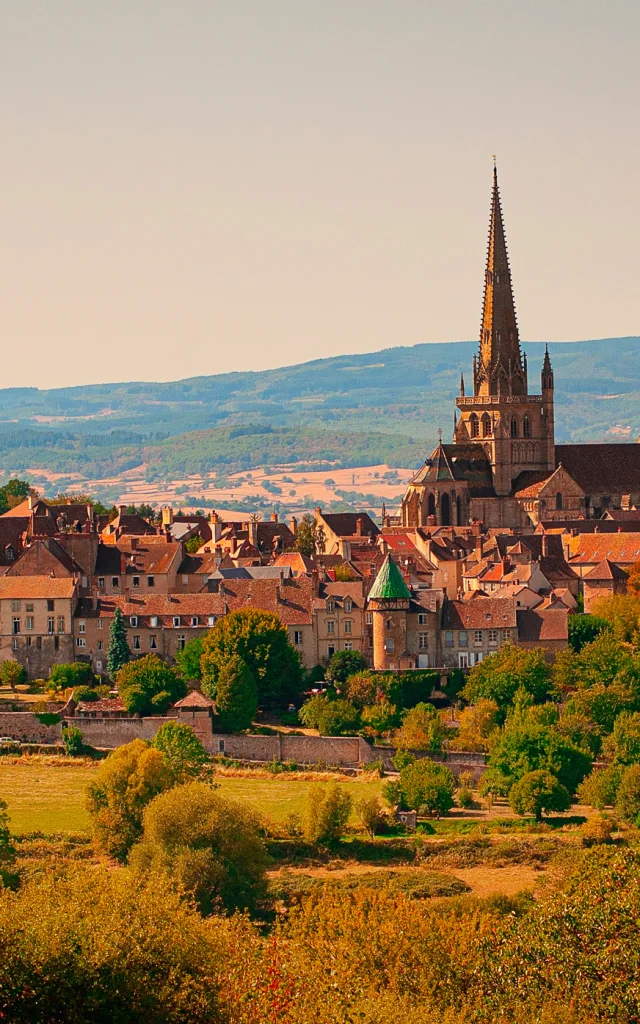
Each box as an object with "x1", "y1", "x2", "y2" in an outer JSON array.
[{"x1": 0, "y1": 337, "x2": 637, "y2": 483}]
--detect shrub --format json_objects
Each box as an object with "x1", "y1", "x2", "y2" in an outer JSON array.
[
  {"x1": 325, "y1": 649, "x2": 368, "y2": 685},
  {"x1": 62, "y1": 725, "x2": 85, "y2": 757},
  {"x1": 0, "y1": 661, "x2": 26, "y2": 692},
  {"x1": 344, "y1": 671, "x2": 379, "y2": 709},
  {"x1": 0, "y1": 798, "x2": 16, "y2": 888},
  {"x1": 86, "y1": 739, "x2": 175, "y2": 861},
  {"x1": 72, "y1": 685, "x2": 99, "y2": 703},
  {"x1": 299, "y1": 693, "x2": 330, "y2": 729},
  {"x1": 214, "y1": 654, "x2": 258, "y2": 732},
  {"x1": 356, "y1": 794, "x2": 387, "y2": 837},
  {"x1": 151, "y1": 721, "x2": 210, "y2": 779},
  {"x1": 615, "y1": 764, "x2": 640, "y2": 823},
  {"x1": 116, "y1": 654, "x2": 186, "y2": 716},
  {"x1": 360, "y1": 699, "x2": 398, "y2": 737},
  {"x1": 580, "y1": 815, "x2": 614, "y2": 846},
  {"x1": 50, "y1": 663, "x2": 95, "y2": 690},
  {"x1": 130, "y1": 782, "x2": 267, "y2": 915},
  {"x1": 390, "y1": 758, "x2": 456, "y2": 817},
  {"x1": 577, "y1": 765, "x2": 623, "y2": 809},
  {"x1": 457, "y1": 787, "x2": 473, "y2": 809},
  {"x1": 301, "y1": 782, "x2": 352, "y2": 845},
  {"x1": 509, "y1": 770, "x2": 571, "y2": 822}
]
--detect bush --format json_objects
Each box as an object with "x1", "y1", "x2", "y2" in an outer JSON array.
[
  {"x1": 72, "y1": 685, "x2": 99, "y2": 703},
  {"x1": 299, "y1": 693, "x2": 330, "y2": 729},
  {"x1": 0, "y1": 798, "x2": 16, "y2": 889},
  {"x1": 300, "y1": 695, "x2": 360, "y2": 736},
  {"x1": 577, "y1": 765, "x2": 623, "y2": 809},
  {"x1": 356, "y1": 794, "x2": 387, "y2": 837},
  {"x1": 0, "y1": 661, "x2": 26, "y2": 692},
  {"x1": 86, "y1": 739, "x2": 175, "y2": 861},
  {"x1": 151, "y1": 721, "x2": 210, "y2": 779},
  {"x1": 360, "y1": 699, "x2": 398, "y2": 737},
  {"x1": 580, "y1": 815, "x2": 614, "y2": 846},
  {"x1": 325, "y1": 649, "x2": 368, "y2": 685},
  {"x1": 50, "y1": 663, "x2": 95, "y2": 690},
  {"x1": 130, "y1": 782, "x2": 267, "y2": 915},
  {"x1": 457, "y1": 787, "x2": 473, "y2": 809},
  {"x1": 116, "y1": 655, "x2": 186, "y2": 716},
  {"x1": 615, "y1": 764, "x2": 640, "y2": 822},
  {"x1": 215, "y1": 655, "x2": 258, "y2": 732},
  {"x1": 509, "y1": 770, "x2": 571, "y2": 822},
  {"x1": 301, "y1": 782, "x2": 352, "y2": 845},
  {"x1": 62, "y1": 725, "x2": 84, "y2": 757},
  {"x1": 344, "y1": 671, "x2": 379, "y2": 709},
  {"x1": 389, "y1": 758, "x2": 456, "y2": 817}
]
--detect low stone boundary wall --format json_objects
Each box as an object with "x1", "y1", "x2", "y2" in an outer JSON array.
[
  {"x1": 70, "y1": 716, "x2": 170, "y2": 749},
  {"x1": 211, "y1": 732, "x2": 369, "y2": 766},
  {"x1": 372, "y1": 746, "x2": 486, "y2": 780},
  {"x1": 0, "y1": 712, "x2": 62, "y2": 745}
]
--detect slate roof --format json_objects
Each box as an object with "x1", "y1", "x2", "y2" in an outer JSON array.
[
  {"x1": 555, "y1": 443, "x2": 640, "y2": 495},
  {"x1": 319, "y1": 512, "x2": 380, "y2": 539},
  {"x1": 410, "y1": 443, "x2": 494, "y2": 495},
  {"x1": 367, "y1": 554, "x2": 411, "y2": 601}
]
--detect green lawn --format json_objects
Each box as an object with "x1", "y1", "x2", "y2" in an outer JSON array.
[{"x1": 0, "y1": 759, "x2": 384, "y2": 835}]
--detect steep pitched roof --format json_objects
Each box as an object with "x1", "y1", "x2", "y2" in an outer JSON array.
[
  {"x1": 173, "y1": 690, "x2": 216, "y2": 709},
  {"x1": 516, "y1": 608, "x2": 568, "y2": 643},
  {"x1": 367, "y1": 554, "x2": 411, "y2": 601},
  {"x1": 583, "y1": 558, "x2": 629, "y2": 581},
  {"x1": 555, "y1": 444, "x2": 640, "y2": 495},
  {"x1": 319, "y1": 512, "x2": 380, "y2": 539},
  {"x1": 443, "y1": 596, "x2": 517, "y2": 630},
  {"x1": 568, "y1": 533, "x2": 640, "y2": 566}
]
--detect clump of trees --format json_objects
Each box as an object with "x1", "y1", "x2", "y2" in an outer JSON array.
[
  {"x1": 116, "y1": 655, "x2": 186, "y2": 715},
  {"x1": 383, "y1": 756, "x2": 456, "y2": 817}
]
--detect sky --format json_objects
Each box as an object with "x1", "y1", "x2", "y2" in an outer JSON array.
[{"x1": 1, "y1": 1, "x2": 638, "y2": 389}]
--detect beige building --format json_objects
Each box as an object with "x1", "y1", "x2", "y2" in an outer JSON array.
[{"x1": 0, "y1": 576, "x2": 77, "y2": 678}]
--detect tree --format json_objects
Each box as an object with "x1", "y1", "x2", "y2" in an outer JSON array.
[
  {"x1": 0, "y1": 661, "x2": 26, "y2": 692},
  {"x1": 344, "y1": 671, "x2": 379, "y2": 709},
  {"x1": 316, "y1": 699, "x2": 360, "y2": 736},
  {"x1": 568, "y1": 613, "x2": 611, "y2": 652},
  {"x1": 325, "y1": 649, "x2": 368, "y2": 686},
  {"x1": 604, "y1": 710, "x2": 640, "y2": 765},
  {"x1": 577, "y1": 764, "x2": 623, "y2": 809},
  {"x1": 356, "y1": 794, "x2": 386, "y2": 837},
  {"x1": 394, "y1": 702, "x2": 449, "y2": 752},
  {"x1": 0, "y1": 798, "x2": 16, "y2": 888},
  {"x1": 86, "y1": 738, "x2": 175, "y2": 860},
  {"x1": 449, "y1": 699, "x2": 500, "y2": 752},
  {"x1": 461, "y1": 646, "x2": 553, "y2": 715},
  {"x1": 62, "y1": 725, "x2": 85, "y2": 757},
  {"x1": 488, "y1": 720, "x2": 591, "y2": 794},
  {"x1": 360, "y1": 699, "x2": 398, "y2": 737},
  {"x1": 0, "y1": 478, "x2": 31, "y2": 515},
  {"x1": 116, "y1": 654, "x2": 186, "y2": 716},
  {"x1": 615, "y1": 764, "x2": 640, "y2": 822},
  {"x1": 299, "y1": 693, "x2": 331, "y2": 729},
  {"x1": 301, "y1": 782, "x2": 352, "y2": 845},
  {"x1": 107, "y1": 607, "x2": 130, "y2": 678},
  {"x1": 201, "y1": 609, "x2": 302, "y2": 707},
  {"x1": 509, "y1": 769, "x2": 571, "y2": 822},
  {"x1": 175, "y1": 636, "x2": 204, "y2": 682},
  {"x1": 386, "y1": 758, "x2": 456, "y2": 816},
  {"x1": 130, "y1": 782, "x2": 267, "y2": 915},
  {"x1": 215, "y1": 655, "x2": 258, "y2": 732},
  {"x1": 294, "y1": 514, "x2": 326, "y2": 557},
  {"x1": 591, "y1": 594, "x2": 640, "y2": 643},
  {"x1": 151, "y1": 721, "x2": 210, "y2": 779},
  {"x1": 50, "y1": 662, "x2": 95, "y2": 690},
  {"x1": 563, "y1": 680, "x2": 640, "y2": 737},
  {"x1": 628, "y1": 559, "x2": 640, "y2": 598}
]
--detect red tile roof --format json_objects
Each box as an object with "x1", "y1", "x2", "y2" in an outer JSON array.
[
  {"x1": 0, "y1": 576, "x2": 77, "y2": 599},
  {"x1": 583, "y1": 558, "x2": 630, "y2": 581},
  {"x1": 569, "y1": 533, "x2": 640, "y2": 566},
  {"x1": 516, "y1": 608, "x2": 568, "y2": 643},
  {"x1": 443, "y1": 597, "x2": 517, "y2": 630},
  {"x1": 173, "y1": 690, "x2": 215, "y2": 709}
]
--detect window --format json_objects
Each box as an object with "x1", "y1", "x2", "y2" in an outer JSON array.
[
  {"x1": 190, "y1": 616, "x2": 198, "y2": 627},
  {"x1": 474, "y1": 630, "x2": 483, "y2": 645},
  {"x1": 326, "y1": 599, "x2": 334, "y2": 613},
  {"x1": 458, "y1": 652, "x2": 469, "y2": 668},
  {"x1": 366, "y1": 612, "x2": 373, "y2": 625},
  {"x1": 386, "y1": 617, "x2": 393, "y2": 631},
  {"x1": 36, "y1": 636, "x2": 42, "y2": 650},
  {"x1": 26, "y1": 636, "x2": 32, "y2": 648},
  {"x1": 182, "y1": 575, "x2": 188, "y2": 585},
  {"x1": 327, "y1": 644, "x2": 335, "y2": 658},
  {"x1": 11, "y1": 600, "x2": 20, "y2": 613},
  {"x1": 523, "y1": 415, "x2": 531, "y2": 437},
  {"x1": 488, "y1": 629, "x2": 498, "y2": 645},
  {"x1": 482, "y1": 413, "x2": 492, "y2": 437},
  {"x1": 76, "y1": 637, "x2": 86, "y2": 648},
  {"x1": 344, "y1": 620, "x2": 352, "y2": 634},
  {"x1": 129, "y1": 615, "x2": 138, "y2": 627},
  {"x1": 177, "y1": 635, "x2": 186, "y2": 651},
  {"x1": 12, "y1": 618, "x2": 20, "y2": 635},
  {"x1": 555, "y1": 492, "x2": 563, "y2": 511},
  {"x1": 96, "y1": 660, "x2": 103, "y2": 672},
  {"x1": 25, "y1": 616, "x2": 34, "y2": 631},
  {"x1": 47, "y1": 617, "x2": 54, "y2": 634},
  {"x1": 149, "y1": 635, "x2": 158, "y2": 650},
  {"x1": 207, "y1": 615, "x2": 216, "y2": 626},
  {"x1": 98, "y1": 577, "x2": 105, "y2": 588},
  {"x1": 97, "y1": 640, "x2": 103, "y2": 651},
  {"x1": 78, "y1": 620, "x2": 85, "y2": 633},
  {"x1": 57, "y1": 616, "x2": 65, "y2": 634},
  {"x1": 344, "y1": 598, "x2": 352, "y2": 613},
  {"x1": 327, "y1": 620, "x2": 335, "y2": 635},
  {"x1": 12, "y1": 637, "x2": 19, "y2": 651},
  {"x1": 173, "y1": 616, "x2": 181, "y2": 628},
  {"x1": 132, "y1": 576, "x2": 140, "y2": 588},
  {"x1": 418, "y1": 613, "x2": 428, "y2": 625},
  {"x1": 344, "y1": 641, "x2": 353, "y2": 650},
  {"x1": 81, "y1": 576, "x2": 88, "y2": 588},
  {"x1": 470, "y1": 413, "x2": 479, "y2": 438},
  {"x1": 47, "y1": 600, "x2": 55, "y2": 612},
  {"x1": 25, "y1": 604, "x2": 34, "y2": 613},
  {"x1": 133, "y1": 635, "x2": 141, "y2": 650},
  {"x1": 459, "y1": 631, "x2": 468, "y2": 647},
  {"x1": 444, "y1": 630, "x2": 453, "y2": 647},
  {"x1": 54, "y1": 636, "x2": 59, "y2": 650},
  {"x1": 293, "y1": 631, "x2": 303, "y2": 646},
  {"x1": 150, "y1": 616, "x2": 159, "y2": 628},
  {"x1": 147, "y1": 576, "x2": 155, "y2": 588},
  {"x1": 386, "y1": 638, "x2": 395, "y2": 654},
  {"x1": 97, "y1": 619, "x2": 103, "y2": 630},
  {"x1": 510, "y1": 416, "x2": 518, "y2": 437},
  {"x1": 418, "y1": 632, "x2": 428, "y2": 650},
  {"x1": 112, "y1": 577, "x2": 119, "y2": 589},
  {"x1": 442, "y1": 571, "x2": 449, "y2": 583}
]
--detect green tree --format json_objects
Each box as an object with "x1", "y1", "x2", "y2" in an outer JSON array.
[
  {"x1": 301, "y1": 782, "x2": 352, "y2": 845},
  {"x1": 577, "y1": 764, "x2": 623, "y2": 809},
  {"x1": 299, "y1": 693, "x2": 331, "y2": 729},
  {"x1": 394, "y1": 702, "x2": 449, "y2": 752},
  {"x1": 488, "y1": 721, "x2": 591, "y2": 794},
  {"x1": 509, "y1": 769, "x2": 571, "y2": 822},
  {"x1": 387, "y1": 758, "x2": 456, "y2": 816},
  {"x1": 215, "y1": 655, "x2": 258, "y2": 732},
  {"x1": 356, "y1": 794, "x2": 387, "y2": 837},
  {"x1": 0, "y1": 478, "x2": 31, "y2": 515},
  {"x1": 62, "y1": 725, "x2": 85, "y2": 757},
  {"x1": 107, "y1": 606, "x2": 130, "y2": 678},
  {"x1": 175, "y1": 636, "x2": 204, "y2": 682},
  {"x1": 316, "y1": 699, "x2": 360, "y2": 736},
  {"x1": 201, "y1": 608, "x2": 302, "y2": 707},
  {"x1": 0, "y1": 661, "x2": 26, "y2": 693},
  {"x1": 130, "y1": 782, "x2": 267, "y2": 915},
  {"x1": 591, "y1": 593, "x2": 640, "y2": 643},
  {"x1": 361, "y1": 699, "x2": 398, "y2": 737},
  {"x1": 615, "y1": 764, "x2": 640, "y2": 822},
  {"x1": 568, "y1": 613, "x2": 611, "y2": 652},
  {"x1": 461, "y1": 646, "x2": 553, "y2": 715},
  {"x1": 86, "y1": 738, "x2": 175, "y2": 860},
  {"x1": 449, "y1": 699, "x2": 500, "y2": 752},
  {"x1": 294, "y1": 514, "x2": 326, "y2": 557},
  {"x1": 151, "y1": 721, "x2": 210, "y2": 779},
  {"x1": 116, "y1": 654, "x2": 186, "y2": 716},
  {"x1": 50, "y1": 662, "x2": 95, "y2": 690},
  {"x1": 563, "y1": 680, "x2": 640, "y2": 737},
  {"x1": 344, "y1": 671, "x2": 379, "y2": 708},
  {"x1": 325, "y1": 649, "x2": 368, "y2": 685},
  {"x1": 604, "y1": 710, "x2": 640, "y2": 765},
  {"x1": 0, "y1": 798, "x2": 16, "y2": 888}
]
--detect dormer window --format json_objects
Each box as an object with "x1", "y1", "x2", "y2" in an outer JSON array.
[
  {"x1": 150, "y1": 616, "x2": 159, "y2": 628},
  {"x1": 207, "y1": 615, "x2": 216, "y2": 626},
  {"x1": 326, "y1": 600, "x2": 334, "y2": 613},
  {"x1": 191, "y1": 616, "x2": 199, "y2": 626},
  {"x1": 130, "y1": 616, "x2": 138, "y2": 627},
  {"x1": 173, "y1": 616, "x2": 181, "y2": 628},
  {"x1": 344, "y1": 598, "x2": 352, "y2": 613}
]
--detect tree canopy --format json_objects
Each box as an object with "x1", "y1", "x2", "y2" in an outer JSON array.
[
  {"x1": 461, "y1": 646, "x2": 554, "y2": 715},
  {"x1": 116, "y1": 654, "x2": 186, "y2": 716},
  {"x1": 215, "y1": 654, "x2": 258, "y2": 732}
]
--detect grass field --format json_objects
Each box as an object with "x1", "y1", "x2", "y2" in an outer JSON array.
[{"x1": 0, "y1": 759, "x2": 384, "y2": 835}]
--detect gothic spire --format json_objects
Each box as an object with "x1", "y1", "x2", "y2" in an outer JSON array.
[{"x1": 475, "y1": 164, "x2": 526, "y2": 398}]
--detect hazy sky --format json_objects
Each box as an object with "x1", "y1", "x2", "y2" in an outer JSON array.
[{"x1": 2, "y1": 1, "x2": 638, "y2": 389}]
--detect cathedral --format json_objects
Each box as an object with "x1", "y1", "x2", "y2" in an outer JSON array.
[{"x1": 401, "y1": 167, "x2": 640, "y2": 530}]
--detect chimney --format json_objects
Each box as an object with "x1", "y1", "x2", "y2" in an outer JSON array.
[
  {"x1": 161, "y1": 506, "x2": 174, "y2": 527},
  {"x1": 92, "y1": 588, "x2": 99, "y2": 611},
  {"x1": 28, "y1": 493, "x2": 35, "y2": 511},
  {"x1": 315, "y1": 506, "x2": 322, "y2": 517},
  {"x1": 542, "y1": 533, "x2": 549, "y2": 558},
  {"x1": 311, "y1": 568, "x2": 320, "y2": 597},
  {"x1": 247, "y1": 519, "x2": 258, "y2": 548},
  {"x1": 118, "y1": 505, "x2": 126, "y2": 516},
  {"x1": 356, "y1": 516, "x2": 364, "y2": 537},
  {"x1": 289, "y1": 515, "x2": 298, "y2": 536},
  {"x1": 270, "y1": 512, "x2": 279, "y2": 523},
  {"x1": 130, "y1": 537, "x2": 138, "y2": 551}
]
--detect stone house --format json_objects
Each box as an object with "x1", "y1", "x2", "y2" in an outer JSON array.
[
  {"x1": 440, "y1": 597, "x2": 518, "y2": 670},
  {"x1": 313, "y1": 580, "x2": 367, "y2": 663},
  {"x1": 582, "y1": 559, "x2": 629, "y2": 613},
  {"x1": 0, "y1": 576, "x2": 78, "y2": 677}
]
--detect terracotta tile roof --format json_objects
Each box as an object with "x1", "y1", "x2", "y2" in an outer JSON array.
[
  {"x1": 516, "y1": 608, "x2": 568, "y2": 643},
  {"x1": 76, "y1": 593, "x2": 223, "y2": 623},
  {"x1": 603, "y1": 509, "x2": 640, "y2": 521},
  {"x1": 539, "y1": 519, "x2": 640, "y2": 534},
  {"x1": 173, "y1": 690, "x2": 215, "y2": 709},
  {"x1": 443, "y1": 597, "x2": 517, "y2": 630},
  {"x1": 583, "y1": 558, "x2": 630, "y2": 581},
  {"x1": 274, "y1": 552, "x2": 317, "y2": 574},
  {"x1": 568, "y1": 533, "x2": 640, "y2": 566},
  {"x1": 0, "y1": 576, "x2": 77, "y2": 599},
  {"x1": 555, "y1": 443, "x2": 640, "y2": 495},
  {"x1": 76, "y1": 696, "x2": 127, "y2": 713},
  {"x1": 513, "y1": 472, "x2": 554, "y2": 498}
]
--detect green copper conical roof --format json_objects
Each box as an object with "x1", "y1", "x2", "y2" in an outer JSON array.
[{"x1": 368, "y1": 554, "x2": 411, "y2": 601}]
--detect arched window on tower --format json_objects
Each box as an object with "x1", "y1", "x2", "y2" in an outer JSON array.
[
  {"x1": 555, "y1": 492, "x2": 563, "y2": 511},
  {"x1": 510, "y1": 416, "x2": 519, "y2": 437},
  {"x1": 482, "y1": 413, "x2": 492, "y2": 437},
  {"x1": 470, "y1": 413, "x2": 479, "y2": 438},
  {"x1": 523, "y1": 415, "x2": 531, "y2": 437},
  {"x1": 427, "y1": 493, "x2": 436, "y2": 518}
]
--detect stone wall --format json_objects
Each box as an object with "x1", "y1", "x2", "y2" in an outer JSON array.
[
  {"x1": 70, "y1": 716, "x2": 169, "y2": 748},
  {"x1": 0, "y1": 712, "x2": 62, "y2": 744},
  {"x1": 211, "y1": 732, "x2": 369, "y2": 766}
]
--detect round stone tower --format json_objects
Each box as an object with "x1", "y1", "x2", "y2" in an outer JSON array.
[{"x1": 367, "y1": 554, "x2": 412, "y2": 671}]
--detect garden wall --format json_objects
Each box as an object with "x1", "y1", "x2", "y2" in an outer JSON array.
[{"x1": 0, "y1": 712, "x2": 62, "y2": 745}]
